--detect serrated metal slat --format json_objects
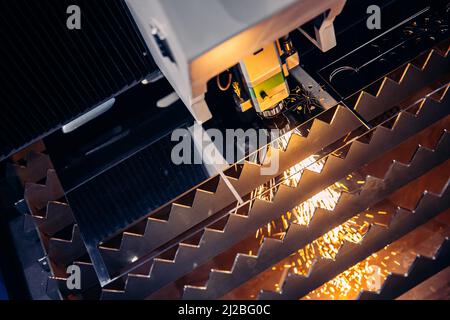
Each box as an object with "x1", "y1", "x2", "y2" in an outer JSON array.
[
  {"x1": 358, "y1": 239, "x2": 450, "y2": 300},
  {"x1": 352, "y1": 46, "x2": 449, "y2": 121}
]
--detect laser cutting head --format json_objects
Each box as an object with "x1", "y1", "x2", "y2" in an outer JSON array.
[{"x1": 125, "y1": 0, "x2": 346, "y2": 122}]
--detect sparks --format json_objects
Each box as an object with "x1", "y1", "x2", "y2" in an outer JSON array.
[
  {"x1": 292, "y1": 217, "x2": 369, "y2": 275},
  {"x1": 255, "y1": 182, "x2": 344, "y2": 243}
]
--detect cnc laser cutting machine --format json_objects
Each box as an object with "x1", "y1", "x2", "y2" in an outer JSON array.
[{"x1": 0, "y1": 0, "x2": 449, "y2": 300}]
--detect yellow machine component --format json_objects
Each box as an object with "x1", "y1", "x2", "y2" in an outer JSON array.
[
  {"x1": 234, "y1": 38, "x2": 300, "y2": 116},
  {"x1": 239, "y1": 42, "x2": 290, "y2": 114},
  {"x1": 239, "y1": 100, "x2": 254, "y2": 112}
]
